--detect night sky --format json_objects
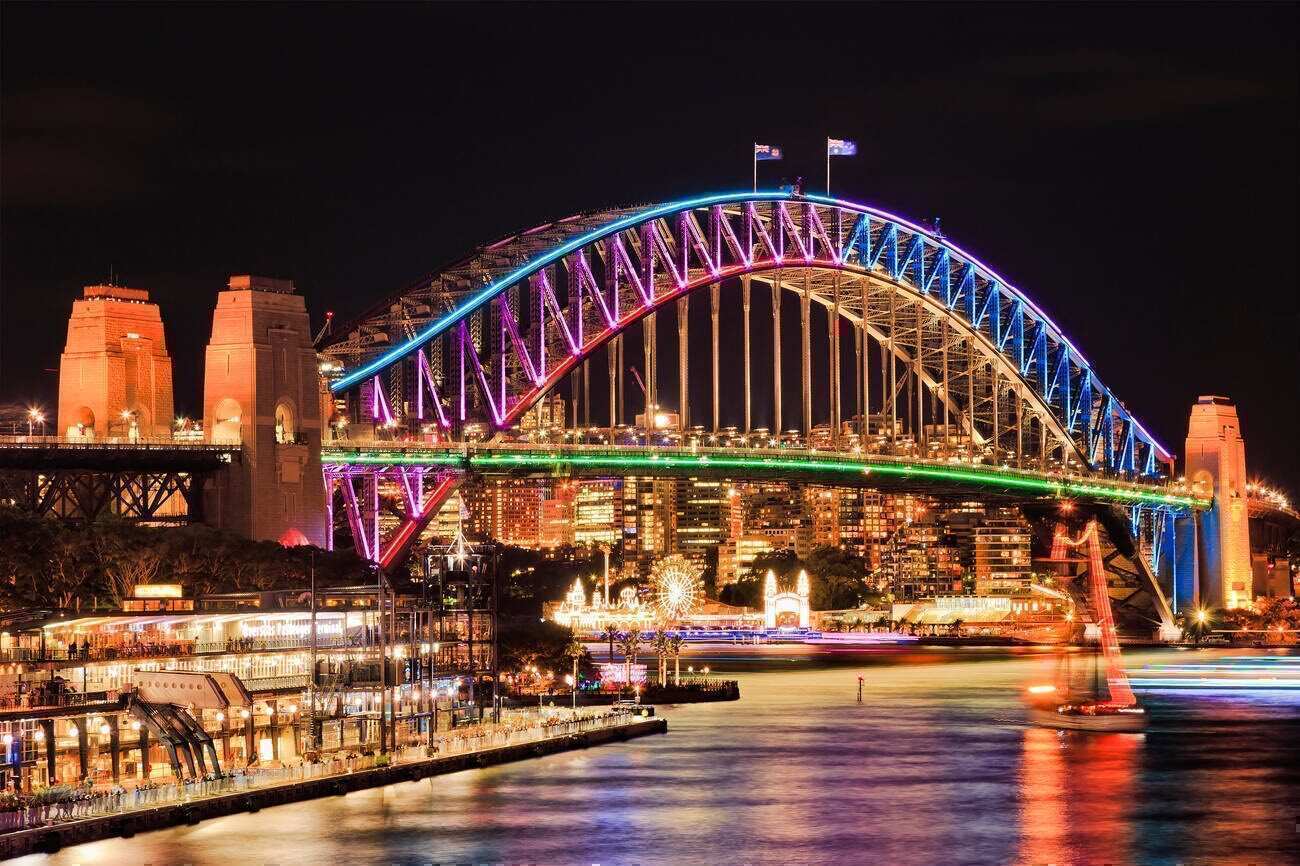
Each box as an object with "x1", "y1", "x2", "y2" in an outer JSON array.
[{"x1": 2, "y1": 4, "x2": 1296, "y2": 489}]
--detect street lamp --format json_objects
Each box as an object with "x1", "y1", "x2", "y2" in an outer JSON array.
[
  {"x1": 564, "y1": 673, "x2": 576, "y2": 711},
  {"x1": 27, "y1": 407, "x2": 45, "y2": 437},
  {"x1": 120, "y1": 408, "x2": 139, "y2": 441}
]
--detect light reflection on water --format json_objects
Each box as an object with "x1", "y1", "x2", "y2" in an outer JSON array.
[{"x1": 18, "y1": 646, "x2": 1299, "y2": 866}]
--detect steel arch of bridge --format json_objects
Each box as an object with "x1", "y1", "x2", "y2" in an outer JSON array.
[{"x1": 324, "y1": 191, "x2": 1171, "y2": 479}]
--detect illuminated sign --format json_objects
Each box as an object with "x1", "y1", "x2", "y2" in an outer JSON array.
[
  {"x1": 599, "y1": 662, "x2": 647, "y2": 686},
  {"x1": 133, "y1": 584, "x2": 184, "y2": 599},
  {"x1": 239, "y1": 619, "x2": 344, "y2": 639}
]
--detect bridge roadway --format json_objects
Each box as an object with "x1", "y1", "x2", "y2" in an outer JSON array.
[
  {"x1": 320, "y1": 441, "x2": 1209, "y2": 510},
  {"x1": 0, "y1": 436, "x2": 239, "y2": 470}
]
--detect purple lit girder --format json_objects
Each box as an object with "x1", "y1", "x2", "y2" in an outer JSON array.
[
  {"x1": 325, "y1": 192, "x2": 1173, "y2": 480},
  {"x1": 323, "y1": 463, "x2": 464, "y2": 566}
]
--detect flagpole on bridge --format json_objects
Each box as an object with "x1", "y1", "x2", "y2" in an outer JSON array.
[
  {"x1": 753, "y1": 142, "x2": 757, "y2": 193},
  {"x1": 826, "y1": 137, "x2": 831, "y2": 196}
]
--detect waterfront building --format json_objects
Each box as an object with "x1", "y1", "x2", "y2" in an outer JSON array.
[
  {"x1": 543, "y1": 577, "x2": 764, "y2": 634},
  {"x1": 972, "y1": 509, "x2": 1033, "y2": 595},
  {"x1": 890, "y1": 594, "x2": 1071, "y2": 641},
  {"x1": 542, "y1": 580, "x2": 655, "y2": 633},
  {"x1": 0, "y1": 561, "x2": 497, "y2": 793}
]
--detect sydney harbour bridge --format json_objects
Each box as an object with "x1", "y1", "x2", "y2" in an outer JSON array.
[
  {"x1": 6, "y1": 190, "x2": 1284, "y2": 638},
  {"x1": 307, "y1": 189, "x2": 1257, "y2": 638}
]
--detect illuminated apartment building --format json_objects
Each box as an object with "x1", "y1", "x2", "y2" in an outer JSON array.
[
  {"x1": 573, "y1": 479, "x2": 622, "y2": 548},
  {"x1": 675, "y1": 478, "x2": 727, "y2": 566},
  {"x1": 621, "y1": 477, "x2": 676, "y2": 577},
  {"x1": 466, "y1": 478, "x2": 544, "y2": 548},
  {"x1": 972, "y1": 509, "x2": 1033, "y2": 595},
  {"x1": 539, "y1": 483, "x2": 576, "y2": 548}
]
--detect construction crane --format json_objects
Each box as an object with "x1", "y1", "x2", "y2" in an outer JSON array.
[
  {"x1": 312, "y1": 311, "x2": 335, "y2": 348},
  {"x1": 629, "y1": 365, "x2": 648, "y2": 397}
]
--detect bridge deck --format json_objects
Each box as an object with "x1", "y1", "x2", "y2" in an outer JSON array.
[
  {"x1": 0, "y1": 437, "x2": 239, "y2": 471},
  {"x1": 321, "y1": 443, "x2": 1208, "y2": 510}
]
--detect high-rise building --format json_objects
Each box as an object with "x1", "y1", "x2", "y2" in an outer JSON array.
[
  {"x1": 539, "y1": 483, "x2": 576, "y2": 548},
  {"x1": 742, "y1": 482, "x2": 802, "y2": 550},
  {"x1": 622, "y1": 476, "x2": 676, "y2": 577},
  {"x1": 519, "y1": 394, "x2": 566, "y2": 435},
  {"x1": 718, "y1": 534, "x2": 776, "y2": 585},
  {"x1": 938, "y1": 500, "x2": 987, "y2": 576},
  {"x1": 465, "y1": 478, "x2": 544, "y2": 548},
  {"x1": 58, "y1": 284, "x2": 174, "y2": 440},
  {"x1": 972, "y1": 509, "x2": 1032, "y2": 595},
  {"x1": 803, "y1": 487, "x2": 841, "y2": 552},
  {"x1": 573, "y1": 479, "x2": 622, "y2": 548},
  {"x1": 675, "y1": 478, "x2": 727, "y2": 565},
  {"x1": 837, "y1": 488, "x2": 865, "y2": 556}
]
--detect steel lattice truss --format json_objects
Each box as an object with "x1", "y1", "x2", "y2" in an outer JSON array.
[
  {"x1": 0, "y1": 468, "x2": 201, "y2": 524},
  {"x1": 322, "y1": 465, "x2": 462, "y2": 567},
  {"x1": 324, "y1": 192, "x2": 1171, "y2": 480}
]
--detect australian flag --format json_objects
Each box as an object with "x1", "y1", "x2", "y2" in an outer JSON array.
[
  {"x1": 754, "y1": 143, "x2": 783, "y2": 161},
  {"x1": 827, "y1": 138, "x2": 858, "y2": 157}
]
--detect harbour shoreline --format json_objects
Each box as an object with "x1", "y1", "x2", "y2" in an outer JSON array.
[{"x1": 0, "y1": 716, "x2": 667, "y2": 859}]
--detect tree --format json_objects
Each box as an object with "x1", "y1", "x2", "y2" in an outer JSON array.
[
  {"x1": 0, "y1": 507, "x2": 370, "y2": 613},
  {"x1": 701, "y1": 547, "x2": 719, "y2": 599},
  {"x1": 1255, "y1": 596, "x2": 1292, "y2": 631},
  {"x1": 668, "y1": 635, "x2": 685, "y2": 685},
  {"x1": 651, "y1": 629, "x2": 671, "y2": 685},
  {"x1": 617, "y1": 628, "x2": 643, "y2": 686},
  {"x1": 499, "y1": 618, "x2": 577, "y2": 679},
  {"x1": 803, "y1": 545, "x2": 869, "y2": 610},
  {"x1": 564, "y1": 635, "x2": 588, "y2": 693},
  {"x1": 603, "y1": 623, "x2": 619, "y2": 662},
  {"x1": 102, "y1": 545, "x2": 163, "y2": 606},
  {"x1": 719, "y1": 572, "x2": 763, "y2": 608}
]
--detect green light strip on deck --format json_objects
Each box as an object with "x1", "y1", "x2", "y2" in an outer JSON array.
[{"x1": 322, "y1": 448, "x2": 1207, "y2": 509}]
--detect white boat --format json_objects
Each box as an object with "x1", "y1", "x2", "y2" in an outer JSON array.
[{"x1": 1027, "y1": 703, "x2": 1147, "y2": 733}]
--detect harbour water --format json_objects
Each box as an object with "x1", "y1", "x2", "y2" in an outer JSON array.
[{"x1": 17, "y1": 645, "x2": 1300, "y2": 866}]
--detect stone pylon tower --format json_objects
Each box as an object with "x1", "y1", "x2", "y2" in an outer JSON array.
[
  {"x1": 203, "y1": 276, "x2": 325, "y2": 546},
  {"x1": 1185, "y1": 396, "x2": 1252, "y2": 609},
  {"x1": 57, "y1": 285, "x2": 174, "y2": 439}
]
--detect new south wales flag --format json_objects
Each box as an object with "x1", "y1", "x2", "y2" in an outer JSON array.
[{"x1": 754, "y1": 143, "x2": 783, "y2": 161}]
